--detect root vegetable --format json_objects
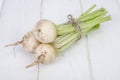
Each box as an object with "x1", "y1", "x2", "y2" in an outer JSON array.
[
  {"x1": 26, "y1": 44, "x2": 56, "y2": 68},
  {"x1": 5, "y1": 32, "x2": 40, "y2": 53},
  {"x1": 5, "y1": 4, "x2": 111, "y2": 68},
  {"x1": 33, "y1": 19, "x2": 57, "y2": 43}
]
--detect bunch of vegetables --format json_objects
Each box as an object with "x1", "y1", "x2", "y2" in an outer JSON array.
[{"x1": 5, "y1": 5, "x2": 111, "y2": 68}]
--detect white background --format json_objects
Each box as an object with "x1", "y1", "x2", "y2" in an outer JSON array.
[{"x1": 0, "y1": 0, "x2": 120, "y2": 80}]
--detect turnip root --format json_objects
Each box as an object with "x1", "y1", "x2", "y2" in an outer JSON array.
[
  {"x1": 33, "y1": 19, "x2": 57, "y2": 43},
  {"x1": 26, "y1": 44, "x2": 56, "y2": 68},
  {"x1": 5, "y1": 31, "x2": 40, "y2": 53}
]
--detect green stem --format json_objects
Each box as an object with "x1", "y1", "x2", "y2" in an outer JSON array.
[
  {"x1": 54, "y1": 16, "x2": 110, "y2": 51},
  {"x1": 76, "y1": 8, "x2": 105, "y2": 21},
  {"x1": 56, "y1": 24, "x2": 100, "y2": 52},
  {"x1": 57, "y1": 8, "x2": 106, "y2": 36},
  {"x1": 55, "y1": 33, "x2": 68, "y2": 42},
  {"x1": 84, "y1": 13, "x2": 106, "y2": 23},
  {"x1": 80, "y1": 11, "x2": 107, "y2": 21},
  {"x1": 81, "y1": 16, "x2": 111, "y2": 29},
  {"x1": 54, "y1": 32, "x2": 78, "y2": 49},
  {"x1": 82, "y1": 24, "x2": 100, "y2": 36},
  {"x1": 87, "y1": 24, "x2": 100, "y2": 33},
  {"x1": 57, "y1": 37, "x2": 78, "y2": 52},
  {"x1": 55, "y1": 32, "x2": 75, "y2": 44},
  {"x1": 57, "y1": 24, "x2": 75, "y2": 35},
  {"x1": 81, "y1": 14, "x2": 107, "y2": 33},
  {"x1": 81, "y1": 4, "x2": 96, "y2": 16},
  {"x1": 53, "y1": 5, "x2": 111, "y2": 52}
]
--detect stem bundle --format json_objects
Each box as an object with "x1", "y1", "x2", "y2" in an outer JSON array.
[{"x1": 54, "y1": 4, "x2": 111, "y2": 52}]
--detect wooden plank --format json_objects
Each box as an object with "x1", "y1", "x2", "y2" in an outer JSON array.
[
  {"x1": 81, "y1": 0, "x2": 120, "y2": 80},
  {"x1": 116, "y1": 0, "x2": 120, "y2": 10},
  {"x1": 38, "y1": 0, "x2": 90, "y2": 80},
  {"x1": 0, "y1": 0, "x2": 41, "y2": 80},
  {"x1": 0, "y1": 0, "x2": 4, "y2": 17}
]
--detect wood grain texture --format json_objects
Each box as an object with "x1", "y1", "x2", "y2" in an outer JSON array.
[
  {"x1": 116, "y1": 0, "x2": 120, "y2": 10},
  {"x1": 0, "y1": 0, "x2": 5, "y2": 17},
  {"x1": 0, "y1": 0, "x2": 120, "y2": 80}
]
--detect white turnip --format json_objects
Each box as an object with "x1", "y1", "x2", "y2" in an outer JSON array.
[
  {"x1": 33, "y1": 19, "x2": 57, "y2": 43},
  {"x1": 26, "y1": 44, "x2": 56, "y2": 68},
  {"x1": 5, "y1": 31, "x2": 40, "y2": 53}
]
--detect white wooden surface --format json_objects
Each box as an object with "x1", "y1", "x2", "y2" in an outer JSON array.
[{"x1": 0, "y1": 0, "x2": 120, "y2": 80}]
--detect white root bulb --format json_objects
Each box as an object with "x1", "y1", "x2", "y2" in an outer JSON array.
[
  {"x1": 5, "y1": 31, "x2": 40, "y2": 53},
  {"x1": 33, "y1": 19, "x2": 57, "y2": 43},
  {"x1": 26, "y1": 44, "x2": 56, "y2": 68}
]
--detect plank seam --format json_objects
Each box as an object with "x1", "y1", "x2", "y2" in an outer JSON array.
[
  {"x1": 116, "y1": 0, "x2": 120, "y2": 11},
  {"x1": 79, "y1": 0, "x2": 94, "y2": 80},
  {"x1": 38, "y1": 0, "x2": 44, "y2": 80},
  {"x1": 0, "y1": 0, "x2": 5, "y2": 18},
  {"x1": 40, "y1": 0, "x2": 43, "y2": 19},
  {"x1": 86, "y1": 35, "x2": 93, "y2": 80}
]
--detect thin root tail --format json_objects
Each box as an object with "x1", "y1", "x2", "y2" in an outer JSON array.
[
  {"x1": 26, "y1": 60, "x2": 40, "y2": 68},
  {"x1": 4, "y1": 41, "x2": 22, "y2": 47}
]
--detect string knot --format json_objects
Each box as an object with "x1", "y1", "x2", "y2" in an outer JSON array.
[{"x1": 67, "y1": 14, "x2": 82, "y2": 39}]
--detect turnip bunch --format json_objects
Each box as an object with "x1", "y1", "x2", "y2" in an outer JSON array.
[{"x1": 5, "y1": 5, "x2": 111, "y2": 68}]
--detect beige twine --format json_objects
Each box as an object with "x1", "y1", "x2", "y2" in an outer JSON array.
[{"x1": 67, "y1": 14, "x2": 82, "y2": 39}]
